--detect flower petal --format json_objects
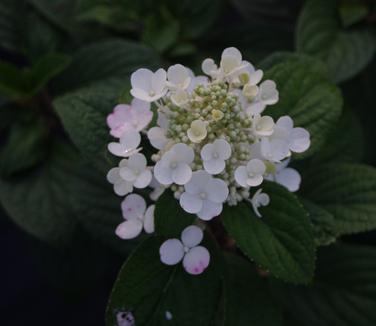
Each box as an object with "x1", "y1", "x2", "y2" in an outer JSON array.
[
  {"x1": 172, "y1": 143, "x2": 194, "y2": 164},
  {"x1": 106, "y1": 167, "x2": 120, "y2": 184},
  {"x1": 143, "y1": 205, "x2": 155, "y2": 233},
  {"x1": 114, "y1": 181, "x2": 133, "y2": 196},
  {"x1": 179, "y1": 192, "x2": 203, "y2": 214},
  {"x1": 234, "y1": 166, "x2": 248, "y2": 187},
  {"x1": 197, "y1": 200, "x2": 222, "y2": 220},
  {"x1": 134, "y1": 169, "x2": 152, "y2": 188},
  {"x1": 206, "y1": 178, "x2": 229, "y2": 203},
  {"x1": 275, "y1": 168, "x2": 301, "y2": 192},
  {"x1": 184, "y1": 170, "x2": 211, "y2": 194},
  {"x1": 181, "y1": 225, "x2": 203, "y2": 248},
  {"x1": 172, "y1": 163, "x2": 192, "y2": 185},
  {"x1": 183, "y1": 246, "x2": 210, "y2": 275},
  {"x1": 120, "y1": 130, "x2": 141, "y2": 151},
  {"x1": 289, "y1": 128, "x2": 310, "y2": 153},
  {"x1": 115, "y1": 219, "x2": 143, "y2": 239},
  {"x1": 215, "y1": 139, "x2": 232, "y2": 160},
  {"x1": 121, "y1": 194, "x2": 146, "y2": 220},
  {"x1": 154, "y1": 161, "x2": 173, "y2": 185},
  {"x1": 203, "y1": 158, "x2": 225, "y2": 175},
  {"x1": 159, "y1": 239, "x2": 184, "y2": 265},
  {"x1": 147, "y1": 127, "x2": 168, "y2": 150}
]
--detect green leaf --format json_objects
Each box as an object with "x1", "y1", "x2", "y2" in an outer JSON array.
[
  {"x1": 272, "y1": 244, "x2": 376, "y2": 326},
  {"x1": 0, "y1": 53, "x2": 71, "y2": 100},
  {"x1": 52, "y1": 39, "x2": 160, "y2": 94},
  {"x1": 106, "y1": 236, "x2": 223, "y2": 325},
  {"x1": 311, "y1": 109, "x2": 364, "y2": 164},
  {"x1": 0, "y1": 0, "x2": 27, "y2": 53},
  {"x1": 142, "y1": 10, "x2": 179, "y2": 53},
  {"x1": 154, "y1": 190, "x2": 196, "y2": 238},
  {"x1": 302, "y1": 163, "x2": 376, "y2": 235},
  {"x1": 223, "y1": 253, "x2": 283, "y2": 326},
  {"x1": 54, "y1": 81, "x2": 122, "y2": 172},
  {"x1": 300, "y1": 199, "x2": 337, "y2": 247},
  {"x1": 69, "y1": 162, "x2": 138, "y2": 255},
  {"x1": 0, "y1": 118, "x2": 48, "y2": 177},
  {"x1": 296, "y1": 0, "x2": 376, "y2": 83},
  {"x1": 167, "y1": 0, "x2": 222, "y2": 40},
  {"x1": 339, "y1": 3, "x2": 369, "y2": 27},
  {"x1": 0, "y1": 141, "x2": 79, "y2": 246},
  {"x1": 261, "y1": 52, "x2": 343, "y2": 158},
  {"x1": 222, "y1": 182, "x2": 315, "y2": 284}
]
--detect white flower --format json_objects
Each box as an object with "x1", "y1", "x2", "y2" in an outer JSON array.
[
  {"x1": 273, "y1": 116, "x2": 310, "y2": 153},
  {"x1": 248, "y1": 80, "x2": 279, "y2": 115},
  {"x1": 187, "y1": 75, "x2": 209, "y2": 93},
  {"x1": 252, "y1": 115, "x2": 274, "y2": 137},
  {"x1": 167, "y1": 64, "x2": 191, "y2": 90},
  {"x1": 107, "y1": 130, "x2": 141, "y2": 157},
  {"x1": 130, "y1": 68, "x2": 167, "y2": 102},
  {"x1": 234, "y1": 159, "x2": 266, "y2": 187},
  {"x1": 154, "y1": 143, "x2": 194, "y2": 185},
  {"x1": 250, "y1": 188, "x2": 270, "y2": 217},
  {"x1": 200, "y1": 139, "x2": 231, "y2": 174},
  {"x1": 187, "y1": 120, "x2": 207, "y2": 143},
  {"x1": 220, "y1": 47, "x2": 250, "y2": 78},
  {"x1": 106, "y1": 99, "x2": 152, "y2": 138},
  {"x1": 106, "y1": 160, "x2": 133, "y2": 196},
  {"x1": 147, "y1": 127, "x2": 168, "y2": 150},
  {"x1": 119, "y1": 153, "x2": 152, "y2": 188},
  {"x1": 179, "y1": 170, "x2": 229, "y2": 220},
  {"x1": 149, "y1": 176, "x2": 166, "y2": 201},
  {"x1": 260, "y1": 137, "x2": 289, "y2": 162},
  {"x1": 159, "y1": 225, "x2": 210, "y2": 275},
  {"x1": 266, "y1": 159, "x2": 301, "y2": 192},
  {"x1": 116, "y1": 194, "x2": 155, "y2": 239}
]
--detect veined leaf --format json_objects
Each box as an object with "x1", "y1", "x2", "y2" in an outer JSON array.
[
  {"x1": 272, "y1": 244, "x2": 376, "y2": 326},
  {"x1": 302, "y1": 163, "x2": 376, "y2": 235},
  {"x1": 296, "y1": 0, "x2": 376, "y2": 83},
  {"x1": 222, "y1": 182, "x2": 315, "y2": 284}
]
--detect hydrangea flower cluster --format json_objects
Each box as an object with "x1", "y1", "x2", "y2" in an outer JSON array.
[{"x1": 106, "y1": 47, "x2": 310, "y2": 275}]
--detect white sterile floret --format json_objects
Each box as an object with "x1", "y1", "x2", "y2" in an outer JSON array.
[
  {"x1": 119, "y1": 153, "x2": 152, "y2": 188},
  {"x1": 147, "y1": 127, "x2": 168, "y2": 150},
  {"x1": 266, "y1": 159, "x2": 301, "y2": 192},
  {"x1": 248, "y1": 80, "x2": 279, "y2": 115},
  {"x1": 187, "y1": 120, "x2": 207, "y2": 143},
  {"x1": 250, "y1": 188, "x2": 270, "y2": 217},
  {"x1": 260, "y1": 138, "x2": 289, "y2": 162},
  {"x1": 154, "y1": 143, "x2": 194, "y2": 185},
  {"x1": 130, "y1": 68, "x2": 167, "y2": 102},
  {"x1": 273, "y1": 116, "x2": 310, "y2": 153},
  {"x1": 220, "y1": 47, "x2": 250, "y2": 78},
  {"x1": 180, "y1": 170, "x2": 229, "y2": 220},
  {"x1": 106, "y1": 159, "x2": 133, "y2": 196},
  {"x1": 167, "y1": 64, "x2": 191, "y2": 90},
  {"x1": 108, "y1": 130, "x2": 141, "y2": 157},
  {"x1": 116, "y1": 194, "x2": 155, "y2": 239},
  {"x1": 201, "y1": 139, "x2": 232, "y2": 174},
  {"x1": 252, "y1": 115, "x2": 274, "y2": 137},
  {"x1": 235, "y1": 159, "x2": 266, "y2": 187},
  {"x1": 159, "y1": 225, "x2": 210, "y2": 275},
  {"x1": 107, "y1": 99, "x2": 152, "y2": 138}
]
